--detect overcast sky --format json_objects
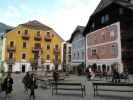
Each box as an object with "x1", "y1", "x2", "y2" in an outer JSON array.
[{"x1": 0, "y1": 0, "x2": 101, "y2": 40}]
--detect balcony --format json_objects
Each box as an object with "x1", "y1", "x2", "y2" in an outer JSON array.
[
  {"x1": 7, "y1": 45, "x2": 16, "y2": 52},
  {"x1": 30, "y1": 58, "x2": 38, "y2": 65},
  {"x1": 30, "y1": 58, "x2": 44, "y2": 66},
  {"x1": 22, "y1": 33, "x2": 29, "y2": 40},
  {"x1": 34, "y1": 35, "x2": 41, "y2": 41},
  {"x1": 6, "y1": 58, "x2": 15, "y2": 64},
  {"x1": 32, "y1": 47, "x2": 41, "y2": 52},
  {"x1": 44, "y1": 35, "x2": 52, "y2": 41}
]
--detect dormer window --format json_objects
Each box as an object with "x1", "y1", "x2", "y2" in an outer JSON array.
[
  {"x1": 101, "y1": 16, "x2": 105, "y2": 24},
  {"x1": 105, "y1": 14, "x2": 109, "y2": 22},
  {"x1": 101, "y1": 14, "x2": 109, "y2": 24}
]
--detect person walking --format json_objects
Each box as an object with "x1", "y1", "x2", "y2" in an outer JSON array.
[
  {"x1": 53, "y1": 70, "x2": 59, "y2": 83},
  {"x1": 53, "y1": 70, "x2": 59, "y2": 94},
  {"x1": 29, "y1": 73, "x2": 38, "y2": 100},
  {"x1": 22, "y1": 72, "x2": 30, "y2": 94},
  {"x1": 3, "y1": 73, "x2": 13, "y2": 100},
  {"x1": 0, "y1": 71, "x2": 6, "y2": 92}
]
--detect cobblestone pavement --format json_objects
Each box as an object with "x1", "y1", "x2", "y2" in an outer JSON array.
[{"x1": 0, "y1": 73, "x2": 133, "y2": 100}]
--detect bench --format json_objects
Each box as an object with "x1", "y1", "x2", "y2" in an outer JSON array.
[
  {"x1": 92, "y1": 82, "x2": 133, "y2": 96},
  {"x1": 37, "y1": 78, "x2": 50, "y2": 89},
  {"x1": 51, "y1": 82, "x2": 86, "y2": 96}
]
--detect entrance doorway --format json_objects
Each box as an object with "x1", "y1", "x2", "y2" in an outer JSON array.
[
  {"x1": 22, "y1": 65, "x2": 26, "y2": 72},
  {"x1": 9, "y1": 65, "x2": 12, "y2": 72}
]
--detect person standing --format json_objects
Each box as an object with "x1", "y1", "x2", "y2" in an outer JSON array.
[
  {"x1": 3, "y1": 73, "x2": 13, "y2": 100},
  {"x1": 53, "y1": 70, "x2": 59, "y2": 83},
  {"x1": 22, "y1": 72, "x2": 30, "y2": 93},
  {"x1": 112, "y1": 69, "x2": 120, "y2": 83},
  {"x1": 53, "y1": 70, "x2": 59, "y2": 94},
  {"x1": 29, "y1": 73, "x2": 37, "y2": 100}
]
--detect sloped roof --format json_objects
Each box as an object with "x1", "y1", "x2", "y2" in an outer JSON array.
[
  {"x1": 69, "y1": 26, "x2": 85, "y2": 43},
  {"x1": 20, "y1": 20, "x2": 52, "y2": 31},
  {"x1": 93, "y1": 0, "x2": 133, "y2": 15}
]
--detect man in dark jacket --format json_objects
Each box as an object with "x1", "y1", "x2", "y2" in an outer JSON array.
[
  {"x1": 29, "y1": 73, "x2": 37, "y2": 100},
  {"x1": 22, "y1": 72, "x2": 30, "y2": 93}
]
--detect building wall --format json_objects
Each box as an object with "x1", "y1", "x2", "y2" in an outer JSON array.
[
  {"x1": 0, "y1": 35, "x2": 3, "y2": 71},
  {"x1": 62, "y1": 42, "x2": 72, "y2": 71},
  {"x1": 4, "y1": 25, "x2": 63, "y2": 72},
  {"x1": 72, "y1": 33, "x2": 85, "y2": 65},
  {"x1": 86, "y1": 22, "x2": 123, "y2": 73}
]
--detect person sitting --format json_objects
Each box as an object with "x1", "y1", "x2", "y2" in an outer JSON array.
[{"x1": 112, "y1": 69, "x2": 120, "y2": 83}]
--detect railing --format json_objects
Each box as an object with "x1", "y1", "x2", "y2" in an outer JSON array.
[
  {"x1": 6, "y1": 58, "x2": 15, "y2": 64},
  {"x1": 30, "y1": 58, "x2": 44, "y2": 66},
  {"x1": 7, "y1": 45, "x2": 16, "y2": 52},
  {"x1": 32, "y1": 47, "x2": 41, "y2": 52},
  {"x1": 44, "y1": 35, "x2": 52, "y2": 41},
  {"x1": 22, "y1": 33, "x2": 29, "y2": 39},
  {"x1": 34, "y1": 35, "x2": 41, "y2": 41}
]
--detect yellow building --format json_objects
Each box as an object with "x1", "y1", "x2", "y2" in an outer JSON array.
[{"x1": 3, "y1": 20, "x2": 64, "y2": 72}]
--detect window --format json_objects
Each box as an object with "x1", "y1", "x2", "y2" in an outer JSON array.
[
  {"x1": 10, "y1": 41, "x2": 14, "y2": 47},
  {"x1": 22, "y1": 53, "x2": 26, "y2": 59},
  {"x1": 112, "y1": 45, "x2": 117, "y2": 57},
  {"x1": 47, "y1": 55, "x2": 50, "y2": 60},
  {"x1": 105, "y1": 14, "x2": 109, "y2": 22},
  {"x1": 110, "y1": 30, "x2": 115, "y2": 40},
  {"x1": 9, "y1": 53, "x2": 13, "y2": 58},
  {"x1": 77, "y1": 51, "x2": 79, "y2": 57},
  {"x1": 91, "y1": 22, "x2": 95, "y2": 30},
  {"x1": 73, "y1": 52, "x2": 75, "y2": 59},
  {"x1": 37, "y1": 31, "x2": 40, "y2": 36},
  {"x1": 23, "y1": 41, "x2": 27, "y2": 48},
  {"x1": 34, "y1": 43, "x2": 41, "y2": 48},
  {"x1": 119, "y1": 8, "x2": 124, "y2": 15},
  {"x1": 24, "y1": 30, "x2": 28, "y2": 35},
  {"x1": 101, "y1": 32, "x2": 106, "y2": 41},
  {"x1": 101, "y1": 14, "x2": 109, "y2": 24},
  {"x1": 47, "y1": 32, "x2": 50, "y2": 36},
  {"x1": 47, "y1": 44, "x2": 50, "y2": 50},
  {"x1": 55, "y1": 44, "x2": 58, "y2": 48},
  {"x1": 101, "y1": 16, "x2": 105, "y2": 24},
  {"x1": 92, "y1": 48, "x2": 96, "y2": 56},
  {"x1": 18, "y1": 31, "x2": 20, "y2": 34}
]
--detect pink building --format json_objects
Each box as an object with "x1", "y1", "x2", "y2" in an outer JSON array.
[{"x1": 86, "y1": 22, "x2": 123, "y2": 73}]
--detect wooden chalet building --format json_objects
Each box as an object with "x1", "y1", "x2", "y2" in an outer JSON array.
[{"x1": 83, "y1": 0, "x2": 133, "y2": 73}]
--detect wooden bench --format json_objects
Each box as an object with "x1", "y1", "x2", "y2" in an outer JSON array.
[
  {"x1": 51, "y1": 82, "x2": 86, "y2": 96},
  {"x1": 92, "y1": 82, "x2": 133, "y2": 96}
]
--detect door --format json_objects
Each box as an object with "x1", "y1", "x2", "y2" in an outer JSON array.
[
  {"x1": 22, "y1": 65, "x2": 25, "y2": 72},
  {"x1": 9, "y1": 65, "x2": 12, "y2": 72}
]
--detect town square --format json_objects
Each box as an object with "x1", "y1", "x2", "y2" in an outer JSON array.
[{"x1": 0, "y1": 0, "x2": 133, "y2": 100}]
